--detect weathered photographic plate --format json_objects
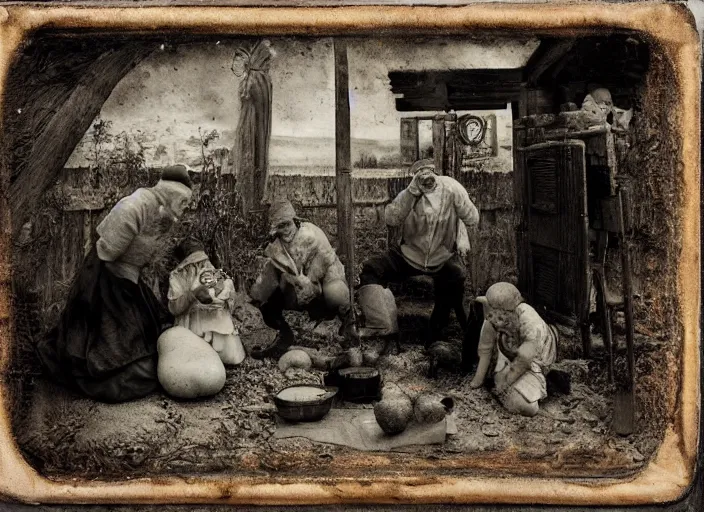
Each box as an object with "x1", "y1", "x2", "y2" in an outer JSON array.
[{"x1": 0, "y1": 1, "x2": 699, "y2": 507}]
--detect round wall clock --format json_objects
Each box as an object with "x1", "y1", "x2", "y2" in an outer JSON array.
[{"x1": 458, "y1": 114, "x2": 486, "y2": 146}]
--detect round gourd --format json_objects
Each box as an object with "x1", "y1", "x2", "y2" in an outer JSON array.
[
  {"x1": 157, "y1": 326, "x2": 226, "y2": 399},
  {"x1": 374, "y1": 394, "x2": 413, "y2": 435},
  {"x1": 287, "y1": 346, "x2": 330, "y2": 370},
  {"x1": 278, "y1": 349, "x2": 313, "y2": 372},
  {"x1": 413, "y1": 393, "x2": 452, "y2": 424}
]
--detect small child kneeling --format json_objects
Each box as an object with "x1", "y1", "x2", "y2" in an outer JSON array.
[{"x1": 469, "y1": 282, "x2": 557, "y2": 417}]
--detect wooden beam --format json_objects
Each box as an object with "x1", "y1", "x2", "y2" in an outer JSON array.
[
  {"x1": 4, "y1": 41, "x2": 107, "y2": 184},
  {"x1": 548, "y1": 49, "x2": 575, "y2": 83},
  {"x1": 511, "y1": 101, "x2": 521, "y2": 120},
  {"x1": 8, "y1": 43, "x2": 153, "y2": 236},
  {"x1": 400, "y1": 117, "x2": 419, "y2": 165},
  {"x1": 396, "y1": 98, "x2": 510, "y2": 112},
  {"x1": 389, "y1": 68, "x2": 525, "y2": 112},
  {"x1": 524, "y1": 38, "x2": 577, "y2": 87},
  {"x1": 518, "y1": 87, "x2": 529, "y2": 118},
  {"x1": 334, "y1": 40, "x2": 354, "y2": 289},
  {"x1": 389, "y1": 68, "x2": 524, "y2": 88},
  {"x1": 432, "y1": 115, "x2": 445, "y2": 174}
]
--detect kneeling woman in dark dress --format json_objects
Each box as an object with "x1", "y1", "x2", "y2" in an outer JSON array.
[{"x1": 36, "y1": 165, "x2": 193, "y2": 403}]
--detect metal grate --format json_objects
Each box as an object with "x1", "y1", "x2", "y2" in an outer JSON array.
[
  {"x1": 531, "y1": 244, "x2": 559, "y2": 309},
  {"x1": 528, "y1": 156, "x2": 558, "y2": 214}
]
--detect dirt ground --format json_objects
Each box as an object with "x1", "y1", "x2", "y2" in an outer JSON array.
[{"x1": 15, "y1": 294, "x2": 662, "y2": 481}]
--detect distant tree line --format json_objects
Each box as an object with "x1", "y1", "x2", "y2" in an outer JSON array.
[{"x1": 353, "y1": 152, "x2": 402, "y2": 169}]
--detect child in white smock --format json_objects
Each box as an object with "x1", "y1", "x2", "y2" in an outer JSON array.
[{"x1": 167, "y1": 238, "x2": 246, "y2": 366}]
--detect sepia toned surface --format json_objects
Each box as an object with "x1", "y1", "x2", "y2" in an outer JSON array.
[{"x1": 0, "y1": 1, "x2": 699, "y2": 507}]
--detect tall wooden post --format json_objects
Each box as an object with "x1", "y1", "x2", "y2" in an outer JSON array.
[{"x1": 334, "y1": 40, "x2": 355, "y2": 290}]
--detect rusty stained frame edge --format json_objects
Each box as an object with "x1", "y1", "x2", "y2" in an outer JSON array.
[{"x1": 0, "y1": 1, "x2": 698, "y2": 507}]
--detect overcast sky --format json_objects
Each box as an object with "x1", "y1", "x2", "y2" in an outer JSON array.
[{"x1": 99, "y1": 36, "x2": 538, "y2": 140}]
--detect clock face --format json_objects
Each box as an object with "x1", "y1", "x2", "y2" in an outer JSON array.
[{"x1": 459, "y1": 115, "x2": 486, "y2": 145}]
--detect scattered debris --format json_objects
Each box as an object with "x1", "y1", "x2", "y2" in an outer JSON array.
[
  {"x1": 481, "y1": 425, "x2": 500, "y2": 437},
  {"x1": 16, "y1": 306, "x2": 664, "y2": 478}
]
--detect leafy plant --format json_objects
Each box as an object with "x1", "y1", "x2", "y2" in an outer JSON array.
[
  {"x1": 174, "y1": 127, "x2": 268, "y2": 289},
  {"x1": 88, "y1": 118, "x2": 114, "y2": 187},
  {"x1": 84, "y1": 117, "x2": 153, "y2": 205}
]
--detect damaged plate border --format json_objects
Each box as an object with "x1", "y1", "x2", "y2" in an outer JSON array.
[{"x1": 0, "y1": 1, "x2": 699, "y2": 507}]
